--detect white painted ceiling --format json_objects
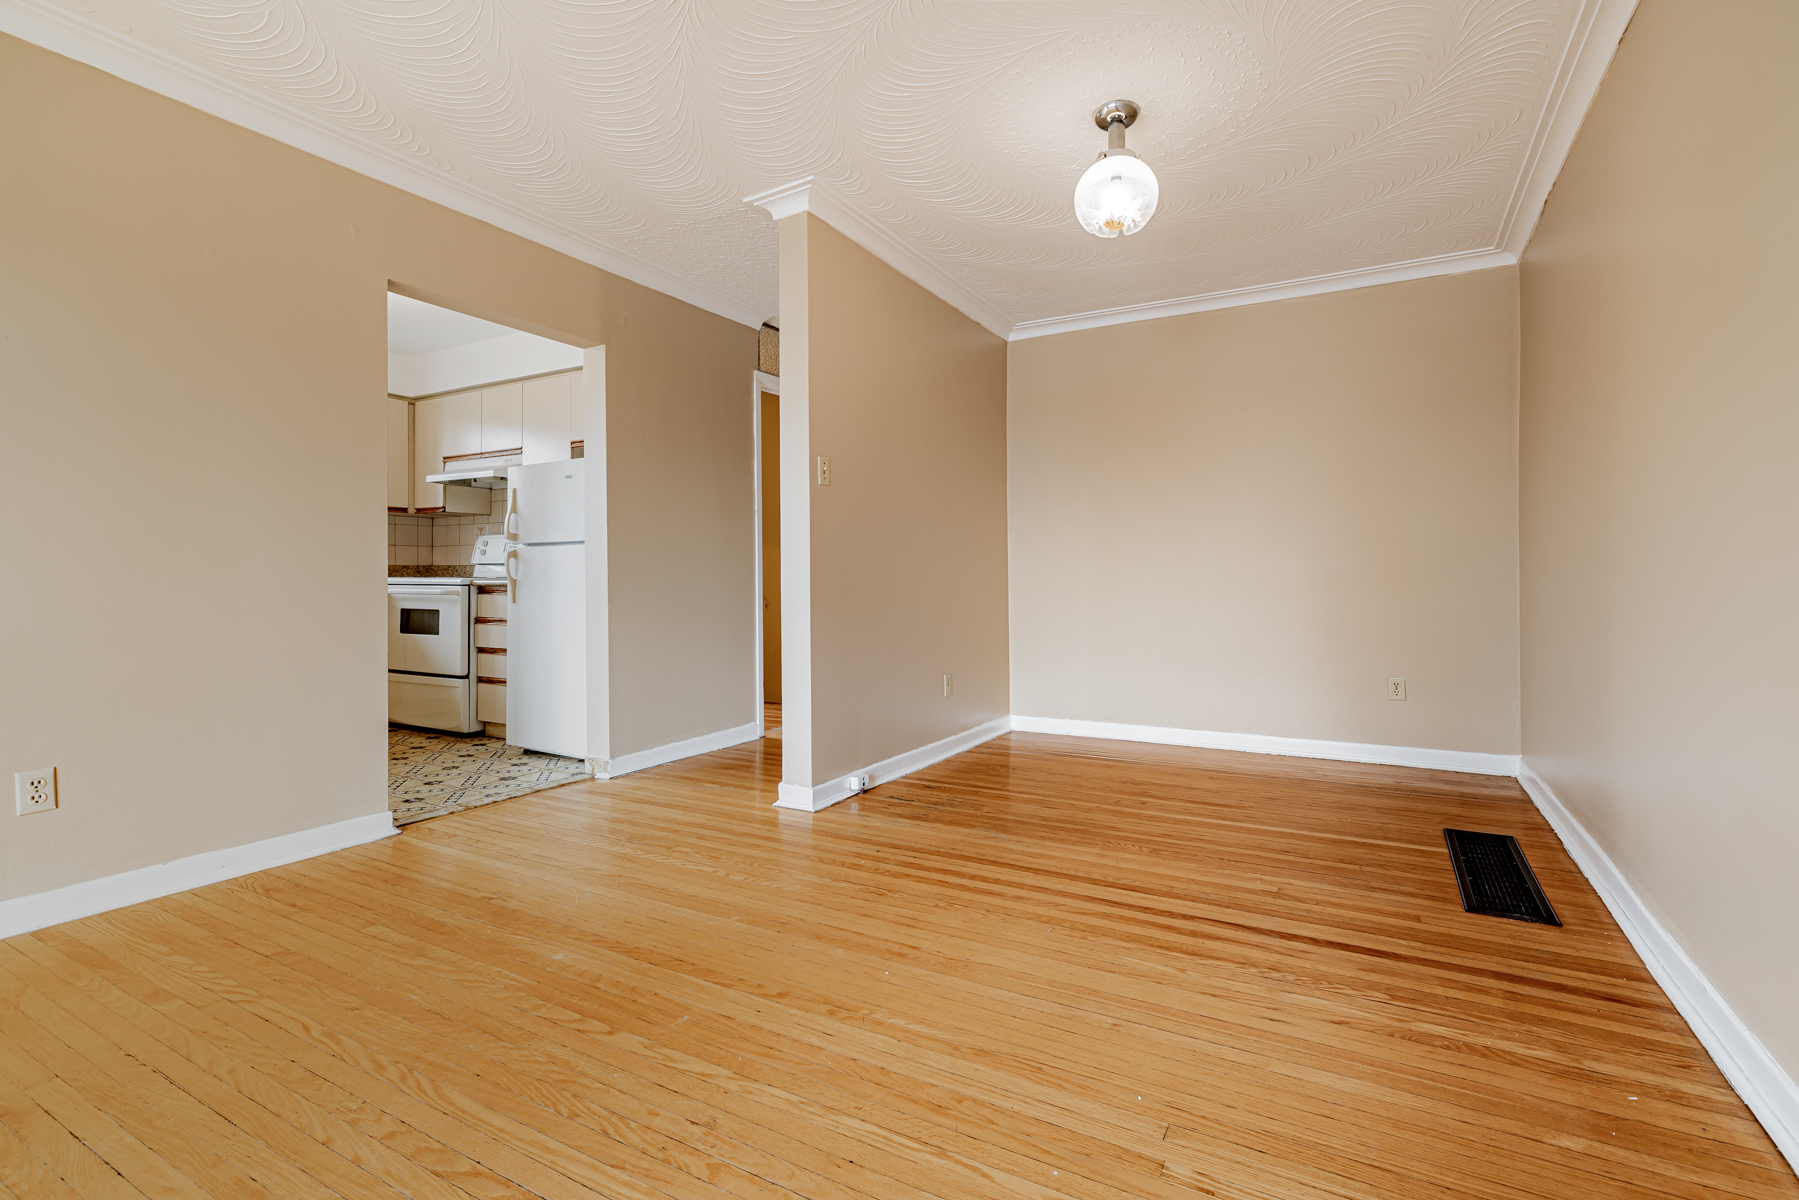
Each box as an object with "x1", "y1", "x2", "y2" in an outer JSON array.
[
  {"x1": 387, "y1": 292, "x2": 519, "y2": 357},
  {"x1": 8, "y1": 0, "x2": 1633, "y2": 338}
]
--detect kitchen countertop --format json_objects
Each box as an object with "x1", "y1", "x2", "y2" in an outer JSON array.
[
  {"x1": 388, "y1": 564, "x2": 479, "y2": 578},
  {"x1": 388, "y1": 568, "x2": 506, "y2": 586}
]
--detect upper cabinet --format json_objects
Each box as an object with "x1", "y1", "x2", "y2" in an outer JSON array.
[
  {"x1": 411, "y1": 370, "x2": 583, "y2": 511},
  {"x1": 386, "y1": 397, "x2": 410, "y2": 511},
  {"x1": 522, "y1": 373, "x2": 573, "y2": 464},
  {"x1": 414, "y1": 388, "x2": 478, "y2": 511},
  {"x1": 480, "y1": 382, "x2": 522, "y2": 453}
]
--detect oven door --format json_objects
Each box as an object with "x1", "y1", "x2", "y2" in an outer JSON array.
[{"x1": 388, "y1": 586, "x2": 469, "y2": 677}]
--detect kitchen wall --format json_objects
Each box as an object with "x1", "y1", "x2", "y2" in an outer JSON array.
[
  {"x1": 779, "y1": 214, "x2": 1009, "y2": 791},
  {"x1": 1007, "y1": 267, "x2": 1521, "y2": 756},
  {"x1": 386, "y1": 506, "x2": 504, "y2": 568},
  {"x1": 596, "y1": 283, "x2": 761, "y2": 764},
  {"x1": 0, "y1": 32, "x2": 752, "y2": 905},
  {"x1": 1519, "y1": 0, "x2": 1799, "y2": 1082}
]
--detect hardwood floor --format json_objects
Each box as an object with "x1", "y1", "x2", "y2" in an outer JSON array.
[{"x1": 0, "y1": 732, "x2": 1792, "y2": 1199}]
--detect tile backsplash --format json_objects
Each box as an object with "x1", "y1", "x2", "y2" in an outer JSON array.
[{"x1": 388, "y1": 489, "x2": 506, "y2": 567}]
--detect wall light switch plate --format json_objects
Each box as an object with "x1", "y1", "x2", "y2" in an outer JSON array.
[
  {"x1": 15, "y1": 768, "x2": 56, "y2": 815},
  {"x1": 1388, "y1": 677, "x2": 1407, "y2": 701},
  {"x1": 943, "y1": 673, "x2": 954, "y2": 697},
  {"x1": 816, "y1": 456, "x2": 830, "y2": 486}
]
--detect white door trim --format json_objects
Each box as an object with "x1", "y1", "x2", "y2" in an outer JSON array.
[{"x1": 752, "y1": 370, "x2": 779, "y2": 736}]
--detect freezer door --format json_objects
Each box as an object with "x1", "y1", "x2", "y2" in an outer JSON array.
[
  {"x1": 507, "y1": 460, "x2": 584, "y2": 545},
  {"x1": 506, "y1": 541, "x2": 587, "y2": 758}
]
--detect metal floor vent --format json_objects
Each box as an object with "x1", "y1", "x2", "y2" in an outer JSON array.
[{"x1": 1443, "y1": 829, "x2": 1561, "y2": 926}]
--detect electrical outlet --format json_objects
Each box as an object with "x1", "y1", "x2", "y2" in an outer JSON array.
[
  {"x1": 1388, "y1": 677, "x2": 1407, "y2": 701},
  {"x1": 816, "y1": 456, "x2": 831, "y2": 486},
  {"x1": 15, "y1": 768, "x2": 56, "y2": 815},
  {"x1": 943, "y1": 673, "x2": 954, "y2": 697},
  {"x1": 845, "y1": 773, "x2": 868, "y2": 793}
]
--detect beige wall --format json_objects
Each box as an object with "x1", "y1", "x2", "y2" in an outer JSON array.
[
  {"x1": 761, "y1": 390, "x2": 782, "y2": 703},
  {"x1": 780, "y1": 215, "x2": 1009, "y2": 786},
  {"x1": 0, "y1": 34, "x2": 751, "y2": 898},
  {"x1": 1009, "y1": 268, "x2": 1522, "y2": 754},
  {"x1": 599, "y1": 282, "x2": 759, "y2": 760},
  {"x1": 1520, "y1": 0, "x2": 1799, "y2": 1077}
]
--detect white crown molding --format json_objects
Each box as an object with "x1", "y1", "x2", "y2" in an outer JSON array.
[
  {"x1": 1007, "y1": 248, "x2": 1519, "y2": 340},
  {"x1": 1496, "y1": 0, "x2": 1641, "y2": 256},
  {"x1": 1011, "y1": 715, "x2": 1521, "y2": 776},
  {"x1": 746, "y1": 178, "x2": 1014, "y2": 342},
  {"x1": 0, "y1": 0, "x2": 765, "y2": 330},
  {"x1": 774, "y1": 716, "x2": 1012, "y2": 812},
  {"x1": 743, "y1": 178, "x2": 817, "y2": 223},
  {"x1": 0, "y1": 812, "x2": 395, "y2": 939},
  {"x1": 1518, "y1": 764, "x2": 1799, "y2": 1172},
  {"x1": 595, "y1": 720, "x2": 763, "y2": 780}
]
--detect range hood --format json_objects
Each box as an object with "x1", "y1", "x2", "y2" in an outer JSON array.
[{"x1": 426, "y1": 466, "x2": 508, "y2": 489}]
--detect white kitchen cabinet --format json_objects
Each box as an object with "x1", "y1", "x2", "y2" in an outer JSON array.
[
  {"x1": 481, "y1": 382, "x2": 523, "y2": 452},
  {"x1": 413, "y1": 388, "x2": 480, "y2": 510},
  {"x1": 522, "y1": 373, "x2": 572, "y2": 464},
  {"x1": 569, "y1": 369, "x2": 585, "y2": 444},
  {"x1": 386, "y1": 397, "x2": 411, "y2": 511}
]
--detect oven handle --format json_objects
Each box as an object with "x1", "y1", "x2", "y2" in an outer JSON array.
[{"x1": 389, "y1": 587, "x2": 464, "y2": 597}]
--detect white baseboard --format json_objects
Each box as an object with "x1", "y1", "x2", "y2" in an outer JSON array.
[
  {"x1": 0, "y1": 812, "x2": 396, "y2": 940},
  {"x1": 1010, "y1": 715, "x2": 1521, "y2": 777},
  {"x1": 1519, "y1": 764, "x2": 1798, "y2": 1171},
  {"x1": 775, "y1": 716, "x2": 1012, "y2": 812},
  {"x1": 596, "y1": 720, "x2": 763, "y2": 780}
]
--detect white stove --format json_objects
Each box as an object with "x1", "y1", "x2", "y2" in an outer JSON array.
[{"x1": 386, "y1": 535, "x2": 508, "y2": 733}]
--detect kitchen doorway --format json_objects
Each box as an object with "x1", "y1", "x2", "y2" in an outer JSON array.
[
  {"x1": 754, "y1": 369, "x2": 781, "y2": 739},
  {"x1": 385, "y1": 285, "x2": 596, "y2": 822}
]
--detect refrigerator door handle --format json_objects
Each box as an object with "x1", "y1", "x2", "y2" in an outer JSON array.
[
  {"x1": 504, "y1": 487, "x2": 520, "y2": 541},
  {"x1": 505, "y1": 547, "x2": 520, "y2": 605}
]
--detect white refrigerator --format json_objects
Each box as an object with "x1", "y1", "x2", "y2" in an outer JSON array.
[{"x1": 504, "y1": 460, "x2": 588, "y2": 758}]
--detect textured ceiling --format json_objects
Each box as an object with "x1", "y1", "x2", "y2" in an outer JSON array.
[{"x1": 6, "y1": 0, "x2": 1633, "y2": 337}]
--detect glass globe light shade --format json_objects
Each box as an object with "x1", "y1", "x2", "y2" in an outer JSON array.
[{"x1": 1073, "y1": 152, "x2": 1159, "y2": 238}]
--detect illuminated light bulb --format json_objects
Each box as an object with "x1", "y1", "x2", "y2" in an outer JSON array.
[
  {"x1": 1073, "y1": 99, "x2": 1159, "y2": 238},
  {"x1": 1074, "y1": 153, "x2": 1159, "y2": 237}
]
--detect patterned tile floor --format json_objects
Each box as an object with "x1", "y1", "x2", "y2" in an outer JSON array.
[{"x1": 388, "y1": 727, "x2": 591, "y2": 826}]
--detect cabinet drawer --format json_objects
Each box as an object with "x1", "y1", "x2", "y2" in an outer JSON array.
[
  {"x1": 475, "y1": 593, "x2": 509, "y2": 619},
  {"x1": 476, "y1": 681, "x2": 507, "y2": 723},
  {"x1": 475, "y1": 647, "x2": 508, "y2": 676},
  {"x1": 475, "y1": 623, "x2": 507, "y2": 650}
]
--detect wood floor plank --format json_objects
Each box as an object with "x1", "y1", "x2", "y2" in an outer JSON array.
[
  {"x1": 0, "y1": 936, "x2": 478, "y2": 1200},
  {"x1": 204, "y1": 864, "x2": 1178, "y2": 1200},
  {"x1": 34, "y1": 924, "x2": 548, "y2": 1200},
  {"x1": 2, "y1": 731, "x2": 1793, "y2": 1200}
]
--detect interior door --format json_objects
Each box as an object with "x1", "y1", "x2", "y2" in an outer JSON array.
[{"x1": 388, "y1": 586, "x2": 468, "y2": 676}]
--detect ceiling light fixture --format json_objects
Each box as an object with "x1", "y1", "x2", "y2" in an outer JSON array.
[{"x1": 1073, "y1": 100, "x2": 1158, "y2": 238}]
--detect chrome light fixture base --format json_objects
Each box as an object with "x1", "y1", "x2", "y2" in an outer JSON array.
[{"x1": 1093, "y1": 100, "x2": 1140, "y2": 130}]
